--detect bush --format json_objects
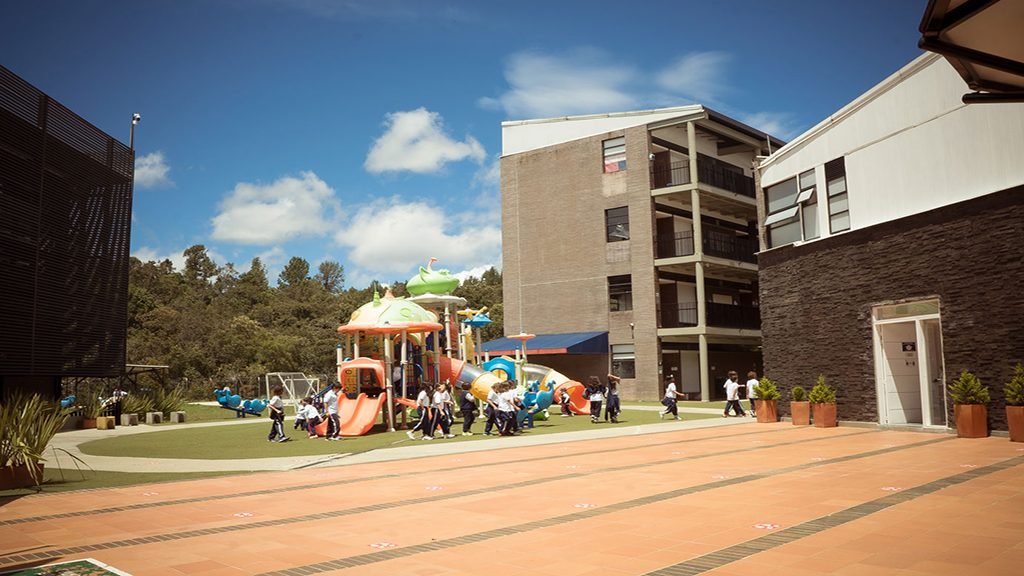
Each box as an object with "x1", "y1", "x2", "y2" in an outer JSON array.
[
  {"x1": 152, "y1": 386, "x2": 187, "y2": 415},
  {"x1": 949, "y1": 370, "x2": 989, "y2": 405},
  {"x1": 754, "y1": 377, "x2": 781, "y2": 401},
  {"x1": 791, "y1": 386, "x2": 806, "y2": 402},
  {"x1": 121, "y1": 393, "x2": 156, "y2": 415},
  {"x1": 808, "y1": 374, "x2": 836, "y2": 404},
  {"x1": 78, "y1": 393, "x2": 104, "y2": 419},
  {"x1": 0, "y1": 393, "x2": 69, "y2": 484},
  {"x1": 1004, "y1": 364, "x2": 1024, "y2": 406}
]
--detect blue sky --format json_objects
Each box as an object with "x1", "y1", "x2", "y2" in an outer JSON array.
[{"x1": 2, "y1": 0, "x2": 927, "y2": 288}]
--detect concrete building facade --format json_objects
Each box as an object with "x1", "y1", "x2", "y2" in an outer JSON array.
[
  {"x1": 756, "y1": 53, "x2": 1024, "y2": 431},
  {"x1": 501, "y1": 106, "x2": 781, "y2": 401}
]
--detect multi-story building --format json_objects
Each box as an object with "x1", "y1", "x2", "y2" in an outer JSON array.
[
  {"x1": 500, "y1": 106, "x2": 782, "y2": 401},
  {"x1": 756, "y1": 53, "x2": 1024, "y2": 430}
]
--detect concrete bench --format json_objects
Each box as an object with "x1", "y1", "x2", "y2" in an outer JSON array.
[
  {"x1": 96, "y1": 416, "x2": 116, "y2": 430},
  {"x1": 120, "y1": 413, "x2": 139, "y2": 426},
  {"x1": 145, "y1": 411, "x2": 163, "y2": 424},
  {"x1": 170, "y1": 411, "x2": 187, "y2": 423}
]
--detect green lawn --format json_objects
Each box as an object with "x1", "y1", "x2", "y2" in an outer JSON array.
[
  {"x1": 79, "y1": 409, "x2": 717, "y2": 460},
  {"x1": 0, "y1": 468, "x2": 240, "y2": 498}
]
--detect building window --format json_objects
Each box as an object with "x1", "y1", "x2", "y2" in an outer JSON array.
[
  {"x1": 764, "y1": 169, "x2": 819, "y2": 248},
  {"x1": 608, "y1": 275, "x2": 633, "y2": 311},
  {"x1": 603, "y1": 137, "x2": 626, "y2": 173},
  {"x1": 611, "y1": 344, "x2": 635, "y2": 378},
  {"x1": 826, "y1": 157, "x2": 849, "y2": 233},
  {"x1": 605, "y1": 207, "x2": 629, "y2": 242}
]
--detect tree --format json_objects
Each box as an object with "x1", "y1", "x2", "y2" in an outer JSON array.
[
  {"x1": 278, "y1": 257, "x2": 310, "y2": 288},
  {"x1": 183, "y1": 244, "x2": 218, "y2": 285},
  {"x1": 314, "y1": 260, "x2": 345, "y2": 293}
]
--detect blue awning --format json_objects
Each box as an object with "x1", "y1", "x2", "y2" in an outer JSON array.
[{"x1": 481, "y1": 332, "x2": 608, "y2": 355}]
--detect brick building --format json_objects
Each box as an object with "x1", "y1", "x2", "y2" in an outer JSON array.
[
  {"x1": 500, "y1": 106, "x2": 781, "y2": 401},
  {"x1": 756, "y1": 53, "x2": 1024, "y2": 430}
]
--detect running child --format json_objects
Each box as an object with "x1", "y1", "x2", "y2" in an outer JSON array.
[
  {"x1": 407, "y1": 383, "x2": 435, "y2": 440},
  {"x1": 587, "y1": 376, "x2": 604, "y2": 423},
  {"x1": 323, "y1": 383, "x2": 342, "y2": 440},
  {"x1": 460, "y1": 387, "x2": 477, "y2": 436},
  {"x1": 432, "y1": 381, "x2": 456, "y2": 438},
  {"x1": 746, "y1": 371, "x2": 759, "y2": 418},
  {"x1": 267, "y1": 386, "x2": 289, "y2": 442},
  {"x1": 299, "y1": 397, "x2": 323, "y2": 438},
  {"x1": 604, "y1": 373, "x2": 622, "y2": 423}
]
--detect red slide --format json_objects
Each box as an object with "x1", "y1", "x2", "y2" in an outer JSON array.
[{"x1": 338, "y1": 393, "x2": 387, "y2": 436}]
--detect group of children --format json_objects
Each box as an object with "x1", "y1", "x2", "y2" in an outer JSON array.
[
  {"x1": 579, "y1": 374, "x2": 622, "y2": 423},
  {"x1": 723, "y1": 370, "x2": 760, "y2": 417},
  {"x1": 406, "y1": 381, "x2": 458, "y2": 440},
  {"x1": 266, "y1": 383, "x2": 345, "y2": 443}
]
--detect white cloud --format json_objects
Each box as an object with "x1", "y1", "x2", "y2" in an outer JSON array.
[
  {"x1": 211, "y1": 171, "x2": 339, "y2": 245},
  {"x1": 472, "y1": 155, "x2": 501, "y2": 190},
  {"x1": 655, "y1": 52, "x2": 731, "y2": 104},
  {"x1": 452, "y1": 264, "x2": 497, "y2": 284},
  {"x1": 479, "y1": 49, "x2": 639, "y2": 118},
  {"x1": 334, "y1": 199, "x2": 501, "y2": 277},
  {"x1": 131, "y1": 246, "x2": 187, "y2": 271},
  {"x1": 735, "y1": 111, "x2": 803, "y2": 141},
  {"x1": 364, "y1": 108, "x2": 485, "y2": 174},
  {"x1": 134, "y1": 151, "x2": 173, "y2": 188}
]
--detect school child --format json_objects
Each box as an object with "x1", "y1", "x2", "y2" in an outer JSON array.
[
  {"x1": 407, "y1": 383, "x2": 434, "y2": 440},
  {"x1": 746, "y1": 371, "x2": 759, "y2": 417},
  {"x1": 298, "y1": 397, "x2": 323, "y2": 438},
  {"x1": 460, "y1": 387, "x2": 477, "y2": 436},
  {"x1": 661, "y1": 375, "x2": 682, "y2": 420},
  {"x1": 267, "y1": 386, "x2": 289, "y2": 442},
  {"x1": 723, "y1": 371, "x2": 746, "y2": 417},
  {"x1": 604, "y1": 373, "x2": 622, "y2": 423},
  {"x1": 559, "y1": 387, "x2": 573, "y2": 417},
  {"x1": 497, "y1": 382, "x2": 518, "y2": 436},
  {"x1": 432, "y1": 381, "x2": 456, "y2": 438},
  {"x1": 323, "y1": 383, "x2": 342, "y2": 439},
  {"x1": 586, "y1": 376, "x2": 604, "y2": 423},
  {"x1": 483, "y1": 381, "x2": 500, "y2": 435}
]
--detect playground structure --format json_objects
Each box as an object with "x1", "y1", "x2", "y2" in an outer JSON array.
[
  {"x1": 264, "y1": 372, "x2": 321, "y2": 411},
  {"x1": 328, "y1": 258, "x2": 589, "y2": 435},
  {"x1": 214, "y1": 388, "x2": 268, "y2": 417}
]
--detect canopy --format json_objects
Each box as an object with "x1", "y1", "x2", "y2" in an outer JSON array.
[{"x1": 481, "y1": 331, "x2": 608, "y2": 356}]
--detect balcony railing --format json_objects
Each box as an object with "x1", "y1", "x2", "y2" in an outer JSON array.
[
  {"x1": 659, "y1": 302, "x2": 761, "y2": 330},
  {"x1": 656, "y1": 229, "x2": 757, "y2": 263},
  {"x1": 650, "y1": 154, "x2": 755, "y2": 198}
]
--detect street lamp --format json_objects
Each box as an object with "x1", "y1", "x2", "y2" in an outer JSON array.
[{"x1": 129, "y1": 113, "x2": 141, "y2": 150}]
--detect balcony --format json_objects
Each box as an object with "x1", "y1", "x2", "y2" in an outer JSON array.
[
  {"x1": 660, "y1": 302, "x2": 761, "y2": 330},
  {"x1": 650, "y1": 154, "x2": 755, "y2": 198},
  {"x1": 655, "y1": 230, "x2": 757, "y2": 263}
]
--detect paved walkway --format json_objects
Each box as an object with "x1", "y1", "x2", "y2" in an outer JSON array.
[
  {"x1": 47, "y1": 408, "x2": 751, "y2": 473},
  {"x1": 6, "y1": 424, "x2": 1023, "y2": 575}
]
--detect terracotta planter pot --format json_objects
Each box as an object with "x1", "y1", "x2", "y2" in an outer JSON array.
[
  {"x1": 1008, "y1": 406, "x2": 1024, "y2": 443},
  {"x1": 79, "y1": 418, "x2": 97, "y2": 429},
  {"x1": 790, "y1": 401, "x2": 810, "y2": 425},
  {"x1": 954, "y1": 404, "x2": 988, "y2": 438},
  {"x1": 0, "y1": 463, "x2": 44, "y2": 490},
  {"x1": 755, "y1": 400, "x2": 777, "y2": 423},
  {"x1": 812, "y1": 403, "x2": 837, "y2": 428}
]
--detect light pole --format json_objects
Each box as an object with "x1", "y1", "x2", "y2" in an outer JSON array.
[{"x1": 129, "y1": 113, "x2": 141, "y2": 150}]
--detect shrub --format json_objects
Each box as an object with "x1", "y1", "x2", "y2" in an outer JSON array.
[
  {"x1": 121, "y1": 393, "x2": 156, "y2": 415},
  {"x1": 78, "y1": 393, "x2": 104, "y2": 419},
  {"x1": 1004, "y1": 364, "x2": 1024, "y2": 406},
  {"x1": 754, "y1": 377, "x2": 781, "y2": 401},
  {"x1": 791, "y1": 386, "x2": 806, "y2": 402},
  {"x1": 949, "y1": 370, "x2": 989, "y2": 405},
  {"x1": 0, "y1": 393, "x2": 69, "y2": 484},
  {"x1": 808, "y1": 374, "x2": 836, "y2": 404},
  {"x1": 152, "y1": 386, "x2": 187, "y2": 415}
]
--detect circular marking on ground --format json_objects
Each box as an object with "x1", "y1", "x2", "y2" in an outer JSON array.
[
  {"x1": 369, "y1": 542, "x2": 396, "y2": 549},
  {"x1": 233, "y1": 512, "x2": 254, "y2": 518},
  {"x1": 810, "y1": 457, "x2": 824, "y2": 462},
  {"x1": 566, "y1": 465, "x2": 578, "y2": 470},
  {"x1": 142, "y1": 492, "x2": 159, "y2": 496},
  {"x1": 574, "y1": 503, "x2": 596, "y2": 509},
  {"x1": 881, "y1": 486, "x2": 902, "y2": 492},
  {"x1": 960, "y1": 464, "x2": 977, "y2": 468},
  {"x1": 425, "y1": 485, "x2": 444, "y2": 491},
  {"x1": 712, "y1": 475, "x2": 729, "y2": 480},
  {"x1": 671, "y1": 451, "x2": 682, "y2": 455},
  {"x1": 753, "y1": 523, "x2": 780, "y2": 530}
]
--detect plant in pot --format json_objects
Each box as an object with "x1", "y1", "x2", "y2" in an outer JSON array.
[
  {"x1": 808, "y1": 374, "x2": 837, "y2": 428},
  {"x1": 753, "y1": 377, "x2": 780, "y2": 423},
  {"x1": 121, "y1": 392, "x2": 155, "y2": 420},
  {"x1": 78, "y1": 393, "x2": 103, "y2": 429},
  {"x1": 790, "y1": 385, "x2": 810, "y2": 426},
  {"x1": 0, "y1": 393, "x2": 70, "y2": 489},
  {"x1": 1002, "y1": 364, "x2": 1024, "y2": 442},
  {"x1": 949, "y1": 370, "x2": 989, "y2": 438}
]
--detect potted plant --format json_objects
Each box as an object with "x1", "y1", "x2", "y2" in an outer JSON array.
[
  {"x1": 753, "y1": 377, "x2": 780, "y2": 423},
  {"x1": 78, "y1": 393, "x2": 102, "y2": 429},
  {"x1": 790, "y1": 386, "x2": 810, "y2": 426},
  {"x1": 0, "y1": 393, "x2": 70, "y2": 489},
  {"x1": 949, "y1": 370, "x2": 989, "y2": 438},
  {"x1": 1002, "y1": 364, "x2": 1024, "y2": 442},
  {"x1": 808, "y1": 374, "x2": 837, "y2": 428}
]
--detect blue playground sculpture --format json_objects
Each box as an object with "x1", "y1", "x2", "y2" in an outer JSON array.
[{"x1": 214, "y1": 388, "x2": 267, "y2": 417}]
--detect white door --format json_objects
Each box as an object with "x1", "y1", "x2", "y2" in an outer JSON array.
[
  {"x1": 922, "y1": 319, "x2": 947, "y2": 427},
  {"x1": 879, "y1": 322, "x2": 923, "y2": 425}
]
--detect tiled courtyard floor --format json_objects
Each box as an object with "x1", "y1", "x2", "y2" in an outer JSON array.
[{"x1": 1, "y1": 424, "x2": 1022, "y2": 575}]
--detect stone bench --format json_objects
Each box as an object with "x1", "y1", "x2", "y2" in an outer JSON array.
[
  {"x1": 170, "y1": 411, "x2": 187, "y2": 424},
  {"x1": 120, "y1": 413, "x2": 139, "y2": 426},
  {"x1": 96, "y1": 416, "x2": 117, "y2": 430},
  {"x1": 145, "y1": 411, "x2": 163, "y2": 425}
]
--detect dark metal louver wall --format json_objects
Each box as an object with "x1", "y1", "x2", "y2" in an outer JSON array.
[{"x1": 0, "y1": 65, "x2": 133, "y2": 378}]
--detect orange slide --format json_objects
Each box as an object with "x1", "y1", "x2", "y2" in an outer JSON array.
[
  {"x1": 337, "y1": 393, "x2": 387, "y2": 436},
  {"x1": 554, "y1": 381, "x2": 590, "y2": 415}
]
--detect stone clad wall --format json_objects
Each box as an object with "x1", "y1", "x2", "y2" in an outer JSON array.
[{"x1": 758, "y1": 187, "x2": 1024, "y2": 430}]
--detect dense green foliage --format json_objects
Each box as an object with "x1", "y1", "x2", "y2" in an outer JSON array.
[
  {"x1": 790, "y1": 386, "x2": 806, "y2": 402},
  {"x1": 0, "y1": 393, "x2": 69, "y2": 483},
  {"x1": 754, "y1": 377, "x2": 781, "y2": 401},
  {"x1": 949, "y1": 370, "x2": 989, "y2": 405},
  {"x1": 126, "y1": 246, "x2": 503, "y2": 397},
  {"x1": 807, "y1": 374, "x2": 836, "y2": 404},
  {"x1": 1004, "y1": 364, "x2": 1024, "y2": 406}
]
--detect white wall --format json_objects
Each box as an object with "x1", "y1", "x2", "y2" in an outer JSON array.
[{"x1": 760, "y1": 55, "x2": 1024, "y2": 237}]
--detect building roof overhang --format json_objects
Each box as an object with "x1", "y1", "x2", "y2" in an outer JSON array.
[{"x1": 919, "y1": 0, "x2": 1024, "y2": 103}]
